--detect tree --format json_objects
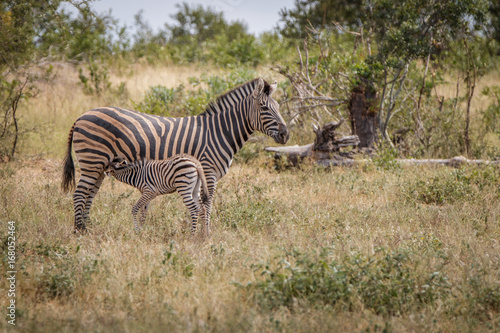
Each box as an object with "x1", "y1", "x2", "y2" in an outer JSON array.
[
  {"x1": 488, "y1": 1, "x2": 500, "y2": 44},
  {"x1": 277, "y1": 0, "x2": 492, "y2": 154},
  {"x1": 166, "y1": 2, "x2": 248, "y2": 45},
  {"x1": 278, "y1": 0, "x2": 364, "y2": 38},
  {"x1": 0, "y1": 0, "x2": 114, "y2": 160}
]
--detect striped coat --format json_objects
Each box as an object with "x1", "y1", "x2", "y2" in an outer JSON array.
[
  {"x1": 62, "y1": 78, "x2": 289, "y2": 233},
  {"x1": 105, "y1": 155, "x2": 209, "y2": 234}
]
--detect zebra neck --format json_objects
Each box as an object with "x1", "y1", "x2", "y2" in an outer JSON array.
[
  {"x1": 210, "y1": 100, "x2": 253, "y2": 157},
  {"x1": 200, "y1": 100, "x2": 254, "y2": 178},
  {"x1": 114, "y1": 164, "x2": 142, "y2": 187}
]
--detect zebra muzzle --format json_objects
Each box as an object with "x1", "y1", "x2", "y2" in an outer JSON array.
[{"x1": 276, "y1": 124, "x2": 290, "y2": 144}]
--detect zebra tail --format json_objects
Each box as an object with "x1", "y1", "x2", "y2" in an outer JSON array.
[
  {"x1": 61, "y1": 123, "x2": 76, "y2": 193},
  {"x1": 196, "y1": 164, "x2": 209, "y2": 205}
]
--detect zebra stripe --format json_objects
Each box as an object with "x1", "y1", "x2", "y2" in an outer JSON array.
[
  {"x1": 105, "y1": 155, "x2": 209, "y2": 234},
  {"x1": 62, "y1": 78, "x2": 289, "y2": 233}
]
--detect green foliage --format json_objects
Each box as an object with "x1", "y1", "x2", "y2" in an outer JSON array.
[
  {"x1": 78, "y1": 61, "x2": 111, "y2": 96},
  {"x1": 0, "y1": 1, "x2": 123, "y2": 159},
  {"x1": 481, "y1": 86, "x2": 500, "y2": 134},
  {"x1": 278, "y1": 0, "x2": 364, "y2": 38},
  {"x1": 62, "y1": 7, "x2": 116, "y2": 62},
  {"x1": 277, "y1": 0, "x2": 499, "y2": 158},
  {"x1": 280, "y1": 0, "x2": 490, "y2": 61},
  {"x1": 160, "y1": 241, "x2": 194, "y2": 278},
  {"x1": 157, "y1": 2, "x2": 267, "y2": 67},
  {"x1": 32, "y1": 243, "x2": 100, "y2": 299},
  {"x1": 372, "y1": 146, "x2": 401, "y2": 171},
  {"x1": 464, "y1": 271, "x2": 500, "y2": 320},
  {"x1": 209, "y1": 34, "x2": 264, "y2": 67},
  {"x1": 238, "y1": 247, "x2": 451, "y2": 315},
  {"x1": 406, "y1": 166, "x2": 500, "y2": 204},
  {"x1": 167, "y1": 2, "x2": 247, "y2": 45},
  {"x1": 0, "y1": 77, "x2": 38, "y2": 160},
  {"x1": 133, "y1": 85, "x2": 182, "y2": 116},
  {"x1": 133, "y1": 69, "x2": 257, "y2": 117}
]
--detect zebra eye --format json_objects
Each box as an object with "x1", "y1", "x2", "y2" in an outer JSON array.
[{"x1": 260, "y1": 105, "x2": 269, "y2": 111}]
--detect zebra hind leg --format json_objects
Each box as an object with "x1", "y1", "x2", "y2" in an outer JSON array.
[
  {"x1": 139, "y1": 202, "x2": 150, "y2": 229},
  {"x1": 193, "y1": 179, "x2": 210, "y2": 237},
  {"x1": 201, "y1": 180, "x2": 217, "y2": 238},
  {"x1": 178, "y1": 188, "x2": 201, "y2": 235},
  {"x1": 82, "y1": 173, "x2": 105, "y2": 223},
  {"x1": 132, "y1": 192, "x2": 155, "y2": 232},
  {"x1": 73, "y1": 181, "x2": 92, "y2": 232}
]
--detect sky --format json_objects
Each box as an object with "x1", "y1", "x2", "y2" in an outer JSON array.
[{"x1": 89, "y1": 0, "x2": 297, "y2": 35}]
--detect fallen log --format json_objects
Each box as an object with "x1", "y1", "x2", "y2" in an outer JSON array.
[
  {"x1": 396, "y1": 156, "x2": 500, "y2": 167},
  {"x1": 264, "y1": 144, "x2": 500, "y2": 168},
  {"x1": 265, "y1": 122, "x2": 499, "y2": 167}
]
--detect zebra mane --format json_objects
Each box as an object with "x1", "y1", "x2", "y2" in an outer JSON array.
[{"x1": 201, "y1": 78, "x2": 271, "y2": 116}]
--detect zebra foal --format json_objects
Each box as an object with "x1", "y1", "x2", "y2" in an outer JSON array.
[{"x1": 104, "y1": 154, "x2": 209, "y2": 234}]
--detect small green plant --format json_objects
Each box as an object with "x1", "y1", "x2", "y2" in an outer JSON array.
[
  {"x1": 160, "y1": 241, "x2": 194, "y2": 278},
  {"x1": 133, "y1": 85, "x2": 183, "y2": 116},
  {"x1": 34, "y1": 245, "x2": 100, "y2": 300},
  {"x1": 78, "y1": 60, "x2": 111, "y2": 96},
  {"x1": 481, "y1": 86, "x2": 500, "y2": 134},
  {"x1": 372, "y1": 146, "x2": 401, "y2": 171}
]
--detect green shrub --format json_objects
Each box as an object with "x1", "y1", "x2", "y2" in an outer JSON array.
[
  {"x1": 78, "y1": 60, "x2": 111, "y2": 96},
  {"x1": 33, "y1": 244, "x2": 100, "y2": 299},
  {"x1": 132, "y1": 69, "x2": 258, "y2": 117},
  {"x1": 406, "y1": 166, "x2": 500, "y2": 205},
  {"x1": 237, "y1": 247, "x2": 451, "y2": 315},
  {"x1": 372, "y1": 146, "x2": 401, "y2": 171},
  {"x1": 133, "y1": 85, "x2": 183, "y2": 116}
]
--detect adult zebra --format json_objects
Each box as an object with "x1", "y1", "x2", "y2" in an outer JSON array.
[{"x1": 62, "y1": 78, "x2": 289, "y2": 233}]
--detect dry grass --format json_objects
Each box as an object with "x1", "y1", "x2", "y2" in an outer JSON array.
[{"x1": 0, "y1": 65, "x2": 499, "y2": 332}]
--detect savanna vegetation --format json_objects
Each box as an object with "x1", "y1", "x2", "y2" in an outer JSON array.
[{"x1": 1, "y1": 0, "x2": 499, "y2": 332}]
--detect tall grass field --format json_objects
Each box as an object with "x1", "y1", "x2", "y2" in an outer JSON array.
[{"x1": 0, "y1": 65, "x2": 499, "y2": 332}]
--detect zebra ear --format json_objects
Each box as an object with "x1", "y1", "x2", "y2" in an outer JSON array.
[
  {"x1": 269, "y1": 81, "x2": 277, "y2": 96},
  {"x1": 252, "y1": 78, "x2": 265, "y2": 99},
  {"x1": 111, "y1": 159, "x2": 127, "y2": 169}
]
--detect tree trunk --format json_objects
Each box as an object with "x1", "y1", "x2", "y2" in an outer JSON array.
[{"x1": 348, "y1": 83, "x2": 378, "y2": 148}]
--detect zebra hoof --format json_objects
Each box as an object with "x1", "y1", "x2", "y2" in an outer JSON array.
[{"x1": 73, "y1": 225, "x2": 87, "y2": 234}]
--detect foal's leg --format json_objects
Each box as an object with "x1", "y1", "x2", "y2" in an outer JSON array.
[
  {"x1": 192, "y1": 178, "x2": 209, "y2": 237},
  {"x1": 201, "y1": 174, "x2": 218, "y2": 237},
  {"x1": 132, "y1": 191, "x2": 155, "y2": 232},
  {"x1": 177, "y1": 186, "x2": 201, "y2": 234},
  {"x1": 139, "y1": 202, "x2": 150, "y2": 228}
]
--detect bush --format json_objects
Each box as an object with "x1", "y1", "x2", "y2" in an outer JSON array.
[
  {"x1": 133, "y1": 85, "x2": 184, "y2": 116},
  {"x1": 132, "y1": 69, "x2": 258, "y2": 117},
  {"x1": 237, "y1": 247, "x2": 451, "y2": 315},
  {"x1": 406, "y1": 166, "x2": 500, "y2": 205},
  {"x1": 32, "y1": 244, "x2": 100, "y2": 300}
]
